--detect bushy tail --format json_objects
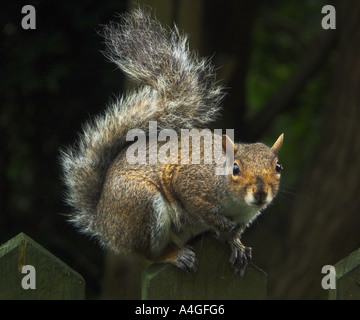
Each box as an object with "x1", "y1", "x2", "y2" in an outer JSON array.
[{"x1": 60, "y1": 8, "x2": 224, "y2": 235}]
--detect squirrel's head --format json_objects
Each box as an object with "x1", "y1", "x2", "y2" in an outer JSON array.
[{"x1": 224, "y1": 134, "x2": 284, "y2": 209}]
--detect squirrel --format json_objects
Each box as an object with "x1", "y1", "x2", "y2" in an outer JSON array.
[{"x1": 60, "y1": 9, "x2": 284, "y2": 277}]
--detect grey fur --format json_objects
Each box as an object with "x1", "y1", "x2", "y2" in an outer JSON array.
[{"x1": 60, "y1": 9, "x2": 224, "y2": 235}]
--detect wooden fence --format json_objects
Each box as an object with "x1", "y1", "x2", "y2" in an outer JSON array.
[
  {"x1": 0, "y1": 233, "x2": 359, "y2": 299},
  {"x1": 0, "y1": 233, "x2": 84, "y2": 299}
]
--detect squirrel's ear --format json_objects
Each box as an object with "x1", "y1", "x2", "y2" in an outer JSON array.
[
  {"x1": 222, "y1": 134, "x2": 238, "y2": 153},
  {"x1": 271, "y1": 133, "x2": 284, "y2": 154}
]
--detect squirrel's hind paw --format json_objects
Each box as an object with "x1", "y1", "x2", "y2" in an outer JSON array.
[
  {"x1": 171, "y1": 246, "x2": 198, "y2": 273},
  {"x1": 156, "y1": 245, "x2": 198, "y2": 272}
]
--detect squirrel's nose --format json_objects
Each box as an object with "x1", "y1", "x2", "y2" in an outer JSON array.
[{"x1": 253, "y1": 190, "x2": 267, "y2": 204}]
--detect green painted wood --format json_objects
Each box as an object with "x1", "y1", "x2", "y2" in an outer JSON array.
[
  {"x1": 0, "y1": 233, "x2": 85, "y2": 300},
  {"x1": 142, "y1": 235, "x2": 267, "y2": 300},
  {"x1": 329, "y1": 247, "x2": 360, "y2": 300}
]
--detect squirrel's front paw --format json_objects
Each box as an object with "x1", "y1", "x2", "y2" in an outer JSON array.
[
  {"x1": 172, "y1": 246, "x2": 198, "y2": 272},
  {"x1": 217, "y1": 217, "x2": 237, "y2": 234},
  {"x1": 229, "y1": 239, "x2": 252, "y2": 277}
]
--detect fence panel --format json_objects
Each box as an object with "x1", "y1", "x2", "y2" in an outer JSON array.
[
  {"x1": 142, "y1": 235, "x2": 267, "y2": 299},
  {"x1": 0, "y1": 232, "x2": 85, "y2": 300},
  {"x1": 329, "y1": 247, "x2": 360, "y2": 300}
]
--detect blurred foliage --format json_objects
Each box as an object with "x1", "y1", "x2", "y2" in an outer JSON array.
[
  {"x1": 248, "y1": 0, "x2": 329, "y2": 112},
  {"x1": 247, "y1": 0, "x2": 334, "y2": 187},
  {"x1": 0, "y1": 0, "x2": 337, "y2": 298},
  {"x1": 1, "y1": 0, "x2": 128, "y2": 298}
]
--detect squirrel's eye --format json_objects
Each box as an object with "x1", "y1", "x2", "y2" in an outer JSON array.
[
  {"x1": 275, "y1": 162, "x2": 283, "y2": 173},
  {"x1": 233, "y1": 163, "x2": 240, "y2": 176}
]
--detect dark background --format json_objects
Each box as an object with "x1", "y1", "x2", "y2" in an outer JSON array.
[{"x1": 1, "y1": 0, "x2": 359, "y2": 299}]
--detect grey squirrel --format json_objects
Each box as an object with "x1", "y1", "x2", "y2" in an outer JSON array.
[{"x1": 60, "y1": 9, "x2": 283, "y2": 277}]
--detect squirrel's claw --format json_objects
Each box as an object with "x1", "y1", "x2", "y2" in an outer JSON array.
[
  {"x1": 171, "y1": 246, "x2": 198, "y2": 273},
  {"x1": 217, "y1": 217, "x2": 237, "y2": 233},
  {"x1": 229, "y1": 239, "x2": 252, "y2": 277}
]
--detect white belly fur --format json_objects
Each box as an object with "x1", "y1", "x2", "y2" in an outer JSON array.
[
  {"x1": 151, "y1": 195, "x2": 262, "y2": 253},
  {"x1": 151, "y1": 194, "x2": 211, "y2": 252}
]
